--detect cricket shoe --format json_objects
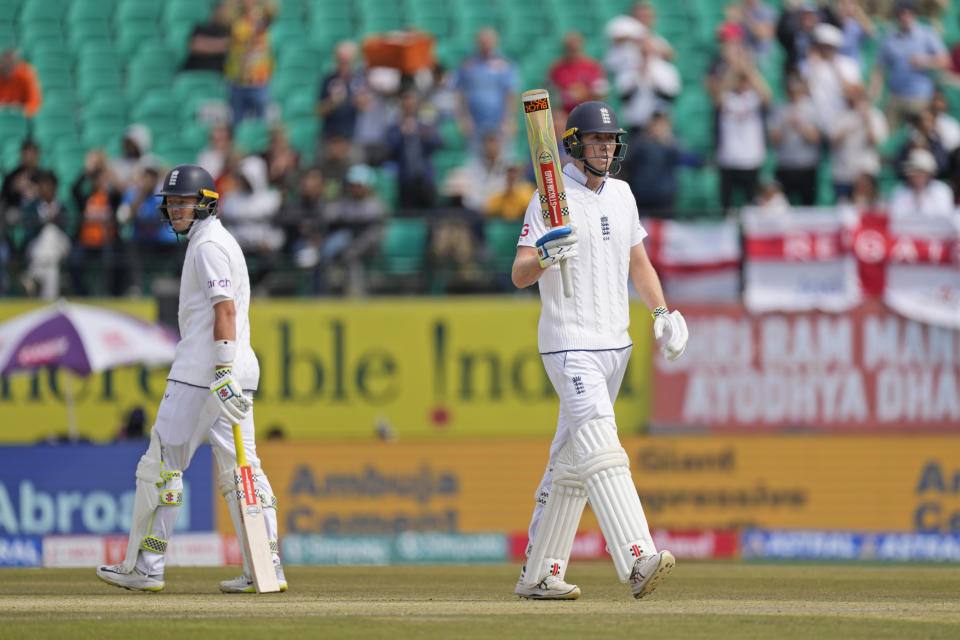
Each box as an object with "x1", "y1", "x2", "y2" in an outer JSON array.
[
  {"x1": 629, "y1": 550, "x2": 675, "y2": 599},
  {"x1": 514, "y1": 568, "x2": 581, "y2": 600},
  {"x1": 96, "y1": 564, "x2": 164, "y2": 592},
  {"x1": 220, "y1": 559, "x2": 288, "y2": 593}
]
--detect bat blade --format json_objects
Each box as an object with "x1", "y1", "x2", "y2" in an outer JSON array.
[
  {"x1": 235, "y1": 464, "x2": 280, "y2": 593},
  {"x1": 522, "y1": 89, "x2": 574, "y2": 298}
]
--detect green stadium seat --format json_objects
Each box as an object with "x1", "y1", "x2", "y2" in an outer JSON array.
[
  {"x1": 0, "y1": 109, "x2": 29, "y2": 142},
  {"x1": 153, "y1": 141, "x2": 198, "y2": 168},
  {"x1": 18, "y1": 0, "x2": 65, "y2": 25},
  {"x1": 82, "y1": 121, "x2": 124, "y2": 156},
  {"x1": 283, "y1": 91, "x2": 317, "y2": 120},
  {"x1": 166, "y1": 22, "x2": 197, "y2": 54},
  {"x1": 484, "y1": 218, "x2": 523, "y2": 273},
  {"x1": 378, "y1": 218, "x2": 428, "y2": 275},
  {"x1": 82, "y1": 95, "x2": 127, "y2": 122},
  {"x1": 1, "y1": 137, "x2": 22, "y2": 173},
  {"x1": 32, "y1": 116, "x2": 77, "y2": 149},
  {"x1": 66, "y1": 1, "x2": 113, "y2": 24},
  {"x1": 19, "y1": 21, "x2": 63, "y2": 45},
  {"x1": 373, "y1": 167, "x2": 398, "y2": 209},
  {"x1": 163, "y1": 0, "x2": 210, "y2": 30},
  {"x1": 285, "y1": 116, "x2": 318, "y2": 163},
  {"x1": 114, "y1": 0, "x2": 161, "y2": 24},
  {"x1": 271, "y1": 72, "x2": 318, "y2": 106},
  {"x1": 117, "y1": 21, "x2": 161, "y2": 56},
  {"x1": 233, "y1": 119, "x2": 270, "y2": 154}
]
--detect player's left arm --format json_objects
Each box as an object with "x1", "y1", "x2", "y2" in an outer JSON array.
[
  {"x1": 629, "y1": 241, "x2": 688, "y2": 361},
  {"x1": 197, "y1": 241, "x2": 251, "y2": 421}
]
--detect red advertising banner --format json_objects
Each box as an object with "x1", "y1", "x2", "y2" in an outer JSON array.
[{"x1": 652, "y1": 301, "x2": 960, "y2": 431}]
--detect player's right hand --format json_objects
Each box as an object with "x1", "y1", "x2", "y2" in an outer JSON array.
[
  {"x1": 535, "y1": 226, "x2": 578, "y2": 268},
  {"x1": 210, "y1": 367, "x2": 252, "y2": 423}
]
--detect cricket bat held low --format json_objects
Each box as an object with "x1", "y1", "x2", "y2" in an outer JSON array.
[
  {"x1": 522, "y1": 89, "x2": 574, "y2": 298},
  {"x1": 232, "y1": 424, "x2": 280, "y2": 593}
]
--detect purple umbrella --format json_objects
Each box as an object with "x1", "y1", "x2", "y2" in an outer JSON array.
[{"x1": 0, "y1": 301, "x2": 179, "y2": 439}]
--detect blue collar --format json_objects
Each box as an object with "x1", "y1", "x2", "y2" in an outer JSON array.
[{"x1": 563, "y1": 163, "x2": 605, "y2": 194}]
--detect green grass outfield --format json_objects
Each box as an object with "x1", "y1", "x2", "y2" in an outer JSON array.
[{"x1": 1, "y1": 563, "x2": 959, "y2": 639}]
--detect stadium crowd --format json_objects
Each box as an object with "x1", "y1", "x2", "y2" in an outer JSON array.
[{"x1": 1, "y1": 0, "x2": 960, "y2": 298}]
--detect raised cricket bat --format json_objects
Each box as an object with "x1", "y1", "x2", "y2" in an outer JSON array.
[
  {"x1": 522, "y1": 89, "x2": 574, "y2": 298},
  {"x1": 232, "y1": 424, "x2": 280, "y2": 593}
]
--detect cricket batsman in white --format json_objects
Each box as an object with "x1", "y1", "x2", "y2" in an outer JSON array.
[
  {"x1": 96, "y1": 164, "x2": 286, "y2": 593},
  {"x1": 512, "y1": 102, "x2": 688, "y2": 600}
]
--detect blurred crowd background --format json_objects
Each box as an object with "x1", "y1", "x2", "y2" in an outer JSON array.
[{"x1": 1, "y1": 0, "x2": 959, "y2": 299}]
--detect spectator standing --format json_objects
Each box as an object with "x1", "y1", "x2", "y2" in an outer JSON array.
[
  {"x1": 455, "y1": 132, "x2": 509, "y2": 215},
  {"x1": 280, "y1": 167, "x2": 327, "y2": 285},
  {"x1": 317, "y1": 41, "x2": 366, "y2": 141},
  {"x1": 353, "y1": 69, "x2": 400, "y2": 166},
  {"x1": 317, "y1": 133, "x2": 363, "y2": 200},
  {"x1": 385, "y1": 89, "x2": 443, "y2": 212},
  {"x1": 197, "y1": 123, "x2": 234, "y2": 181},
  {"x1": 0, "y1": 48, "x2": 41, "y2": 117},
  {"x1": 454, "y1": 28, "x2": 519, "y2": 155},
  {"x1": 610, "y1": 24, "x2": 681, "y2": 137},
  {"x1": 224, "y1": 0, "x2": 275, "y2": 124},
  {"x1": 768, "y1": 74, "x2": 822, "y2": 205},
  {"x1": 218, "y1": 155, "x2": 284, "y2": 259},
  {"x1": 549, "y1": 32, "x2": 609, "y2": 115},
  {"x1": 1, "y1": 139, "x2": 40, "y2": 210},
  {"x1": 896, "y1": 109, "x2": 950, "y2": 177},
  {"x1": 888, "y1": 147, "x2": 955, "y2": 219},
  {"x1": 872, "y1": 0, "x2": 949, "y2": 129},
  {"x1": 711, "y1": 51, "x2": 772, "y2": 210},
  {"x1": 118, "y1": 165, "x2": 178, "y2": 295},
  {"x1": 182, "y1": 1, "x2": 232, "y2": 73},
  {"x1": 777, "y1": 0, "x2": 829, "y2": 74},
  {"x1": 110, "y1": 124, "x2": 153, "y2": 190},
  {"x1": 833, "y1": 0, "x2": 876, "y2": 63},
  {"x1": 802, "y1": 23, "x2": 862, "y2": 132},
  {"x1": 261, "y1": 126, "x2": 300, "y2": 191},
  {"x1": 627, "y1": 107, "x2": 701, "y2": 216},
  {"x1": 931, "y1": 88, "x2": 960, "y2": 154},
  {"x1": 737, "y1": 0, "x2": 779, "y2": 62},
  {"x1": 830, "y1": 85, "x2": 887, "y2": 201},
  {"x1": 628, "y1": 2, "x2": 674, "y2": 60},
  {"x1": 69, "y1": 151, "x2": 123, "y2": 296},
  {"x1": 19, "y1": 171, "x2": 70, "y2": 299}
]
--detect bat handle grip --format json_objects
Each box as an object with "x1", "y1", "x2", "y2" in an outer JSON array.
[
  {"x1": 560, "y1": 260, "x2": 574, "y2": 298},
  {"x1": 232, "y1": 423, "x2": 248, "y2": 467}
]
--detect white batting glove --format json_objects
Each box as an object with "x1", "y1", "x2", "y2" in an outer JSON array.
[
  {"x1": 535, "y1": 225, "x2": 578, "y2": 268},
  {"x1": 653, "y1": 307, "x2": 688, "y2": 361},
  {"x1": 210, "y1": 367, "x2": 252, "y2": 423}
]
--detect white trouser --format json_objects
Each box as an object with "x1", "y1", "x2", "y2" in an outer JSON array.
[
  {"x1": 526, "y1": 347, "x2": 631, "y2": 556},
  {"x1": 131, "y1": 380, "x2": 278, "y2": 575}
]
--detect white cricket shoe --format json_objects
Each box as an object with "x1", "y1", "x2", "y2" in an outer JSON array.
[
  {"x1": 514, "y1": 568, "x2": 581, "y2": 600},
  {"x1": 219, "y1": 559, "x2": 288, "y2": 593},
  {"x1": 96, "y1": 564, "x2": 164, "y2": 592},
  {"x1": 629, "y1": 550, "x2": 675, "y2": 599}
]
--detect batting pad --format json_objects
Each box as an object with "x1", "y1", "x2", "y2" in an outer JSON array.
[
  {"x1": 574, "y1": 419, "x2": 656, "y2": 582},
  {"x1": 522, "y1": 441, "x2": 587, "y2": 586},
  {"x1": 122, "y1": 431, "x2": 184, "y2": 574}
]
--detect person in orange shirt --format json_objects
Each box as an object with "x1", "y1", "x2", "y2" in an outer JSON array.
[
  {"x1": 484, "y1": 163, "x2": 537, "y2": 220},
  {"x1": 0, "y1": 48, "x2": 42, "y2": 117}
]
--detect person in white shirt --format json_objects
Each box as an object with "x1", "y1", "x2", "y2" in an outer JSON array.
[
  {"x1": 801, "y1": 23, "x2": 863, "y2": 132},
  {"x1": 888, "y1": 147, "x2": 956, "y2": 220},
  {"x1": 96, "y1": 165, "x2": 286, "y2": 594},
  {"x1": 711, "y1": 49, "x2": 772, "y2": 211},
  {"x1": 511, "y1": 102, "x2": 687, "y2": 601},
  {"x1": 931, "y1": 88, "x2": 960, "y2": 154},
  {"x1": 830, "y1": 85, "x2": 888, "y2": 201}
]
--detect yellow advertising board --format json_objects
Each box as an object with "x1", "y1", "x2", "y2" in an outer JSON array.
[
  {"x1": 222, "y1": 436, "x2": 960, "y2": 537},
  {"x1": 0, "y1": 299, "x2": 653, "y2": 442}
]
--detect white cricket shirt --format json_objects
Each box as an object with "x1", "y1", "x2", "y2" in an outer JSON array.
[
  {"x1": 167, "y1": 217, "x2": 260, "y2": 390},
  {"x1": 518, "y1": 163, "x2": 647, "y2": 353}
]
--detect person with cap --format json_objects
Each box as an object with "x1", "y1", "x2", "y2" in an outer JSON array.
[
  {"x1": 318, "y1": 164, "x2": 385, "y2": 296},
  {"x1": 830, "y1": 84, "x2": 887, "y2": 202},
  {"x1": 888, "y1": 147, "x2": 956, "y2": 219},
  {"x1": 769, "y1": 74, "x2": 822, "y2": 206},
  {"x1": 802, "y1": 22, "x2": 863, "y2": 131},
  {"x1": 872, "y1": 0, "x2": 949, "y2": 129}
]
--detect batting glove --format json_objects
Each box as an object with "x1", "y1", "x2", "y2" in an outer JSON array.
[
  {"x1": 535, "y1": 226, "x2": 578, "y2": 268},
  {"x1": 210, "y1": 367, "x2": 252, "y2": 423},
  {"x1": 652, "y1": 307, "x2": 688, "y2": 361}
]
